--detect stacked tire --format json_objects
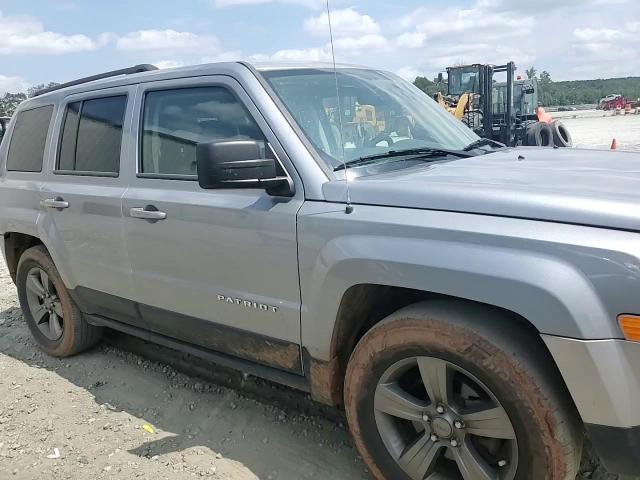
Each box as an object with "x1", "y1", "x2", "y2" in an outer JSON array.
[
  {"x1": 525, "y1": 121, "x2": 572, "y2": 147},
  {"x1": 550, "y1": 120, "x2": 573, "y2": 147}
]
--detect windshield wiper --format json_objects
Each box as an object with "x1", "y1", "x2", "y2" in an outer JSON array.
[
  {"x1": 333, "y1": 147, "x2": 474, "y2": 172},
  {"x1": 463, "y1": 138, "x2": 505, "y2": 151}
]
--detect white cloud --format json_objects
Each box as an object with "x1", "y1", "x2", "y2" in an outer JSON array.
[
  {"x1": 249, "y1": 46, "x2": 332, "y2": 63},
  {"x1": 0, "y1": 74, "x2": 30, "y2": 94},
  {"x1": 395, "y1": 32, "x2": 427, "y2": 49},
  {"x1": 154, "y1": 60, "x2": 187, "y2": 69},
  {"x1": 0, "y1": 11, "x2": 99, "y2": 54},
  {"x1": 400, "y1": 6, "x2": 535, "y2": 40},
  {"x1": 573, "y1": 28, "x2": 623, "y2": 42},
  {"x1": 212, "y1": 0, "x2": 324, "y2": 8},
  {"x1": 567, "y1": 21, "x2": 640, "y2": 78},
  {"x1": 116, "y1": 29, "x2": 220, "y2": 52},
  {"x1": 304, "y1": 7, "x2": 380, "y2": 37},
  {"x1": 396, "y1": 66, "x2": 421, "y2": 81},
  {"x1": 201, "y1": 50, "x2": 243, "y2": 63},
  {"x1": 253, "y1": 7, "x2": 388, "y2": 65},
  {"x1": 477, "y1": 0, "x2": 629, "y2": 12},
  {"x1": 333, "y1": 34, "x2": 387, "y2": 52}
]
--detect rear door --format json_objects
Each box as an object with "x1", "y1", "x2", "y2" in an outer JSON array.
[
  {"x1": 39, "y1": 87, "x2": 138, "y2": 324},
  {"x1": 122, "y1": 76, "x2": 304, "y2": 372}
]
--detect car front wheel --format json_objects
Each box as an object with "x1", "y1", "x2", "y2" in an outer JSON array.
[{"x1": 344, "y1": 300, "x2": 582, "y2": 480}]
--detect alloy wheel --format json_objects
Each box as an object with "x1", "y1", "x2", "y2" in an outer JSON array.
[
  {"x1": 374, "y1": 356, "x2": 518, "y2": 480},
  {"x1": 25, "y1": 267, "x2": 64, "y2": 341}
]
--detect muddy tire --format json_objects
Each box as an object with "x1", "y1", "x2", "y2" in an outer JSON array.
[
  {"x1": 344, "y1": 300, "x2": 582, "y2": 480},
  {"x1": 16, "y1": 245, "x2": 102, "y2": 357}
]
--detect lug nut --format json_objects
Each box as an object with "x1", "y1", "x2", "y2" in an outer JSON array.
[
  {"x1": 422, "y1": 414, "x2": 430, "y2": 422},
  {"x1": 430, "y1": 434, "x2": 438, "y2": 442},
  {"x1": 450, "y1": 439, "x2": 458, "y2": 447},
  {"x1": 454, "y1": 420, "x2": 464, "y2": 429},
  {"x1": 498, "y1": 460, "x2": 508, "y2": 467},
  {"x1": 436, "y1": 405, "x2": 445, "y2": 414}
]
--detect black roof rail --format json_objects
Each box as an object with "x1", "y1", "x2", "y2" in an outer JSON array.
[{"x1": 32, "y1": 64, "x2": 158, "y2": 97}]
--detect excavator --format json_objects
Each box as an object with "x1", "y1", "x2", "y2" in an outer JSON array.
[{"x1": 435, "y1": 62, "x2": 572, "y2": 148}]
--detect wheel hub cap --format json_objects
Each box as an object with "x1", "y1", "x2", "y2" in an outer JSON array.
[{"x1": 431, "y1": 416, "x2": 453, "y2": 438}]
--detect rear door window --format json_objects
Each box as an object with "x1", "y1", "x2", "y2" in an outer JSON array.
[
  {"x1": 57, "y1": 95, "x2": 127, "y2": 175},
  {"x1": 6, "y1": 105, "x2": 54, "y2": 172}
]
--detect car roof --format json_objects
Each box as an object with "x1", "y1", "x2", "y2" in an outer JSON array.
[{"x1": 23, "y1": 61, "x2": 375, "y2": 107}]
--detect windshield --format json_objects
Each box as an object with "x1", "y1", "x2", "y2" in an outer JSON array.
[{"x1": 260, "y1": 68, "x2": 479, "y2": 172}]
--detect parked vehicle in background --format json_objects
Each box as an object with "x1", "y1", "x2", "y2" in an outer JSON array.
[
  {"x1": 1, "y1": 62, "x2": 640, "y2": 480},
  {"x1": 598, "y1": 94, "x2": 640, "y2": 111}
]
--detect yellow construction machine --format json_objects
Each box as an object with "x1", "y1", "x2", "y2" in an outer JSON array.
[{"x1": 434, "y1": 92, "x2": 474, "y2": 121}]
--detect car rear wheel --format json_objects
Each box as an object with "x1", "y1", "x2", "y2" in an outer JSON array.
[
  {"x1": 16, "y1": 245, "x2": 102, "y2": 357},
  {"x1": 344, "y1": 300, "x2": 582, "y2": 480}
]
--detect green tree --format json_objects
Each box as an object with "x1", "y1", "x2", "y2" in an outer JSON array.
[
  {"x1": 27, "y1": 82, "x2": 59, "y2": 98},
  {"x1": 413, "y1": 76, "x2": 441, "y2": 97},
  {"x1": 0, "y1": 92, "x2": 27, "y2": 117},
  {"x1": 526, "y1": 66, "x2": 537, "y2": 79},
  {"x1": 0, "y1": 82, "x2": 60, "y2": 118},
  {"x1": 539, "y1": 71, "x2": 552, "y2": 85},
  {"x1": 538, "y1": 71, "x2": 553, "y2": 106}
]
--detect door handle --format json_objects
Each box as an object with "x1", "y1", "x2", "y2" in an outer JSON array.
[
  {"x1": 130, "y1": 206, "x2": 167, "y2": 221},
  {"x1": 41, "y1": 197, "x2": 69, "y2": 210}
]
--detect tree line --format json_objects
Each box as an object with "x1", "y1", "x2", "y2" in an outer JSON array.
[
  {"x1": 414, "y1": 69, "x2": 640, "y2": 107},
  {"x1": 0, "y1": 83, "x2": 58, "y2": 117}
]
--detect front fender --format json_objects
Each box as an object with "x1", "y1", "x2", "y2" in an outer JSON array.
[{"x1": 298, "y1": 202, "x2": 640, "y2": 361}]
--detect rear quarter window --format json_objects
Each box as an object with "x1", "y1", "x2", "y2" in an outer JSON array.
[{"x1": 6, "y1": 105, "x2": 54, "y2": 172}]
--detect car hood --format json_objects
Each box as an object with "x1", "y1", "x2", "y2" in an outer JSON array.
[{"x1": 322, "y1": 148, "x2": 640, "y2": 231}]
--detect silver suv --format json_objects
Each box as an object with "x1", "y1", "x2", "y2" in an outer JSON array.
[{"x1": 1, "y1": 62, "x2": 639, "y2": 480}]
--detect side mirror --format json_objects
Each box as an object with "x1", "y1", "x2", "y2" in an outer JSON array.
[{"x1": 196, "y1": 140, "x2": 294, "y2": 197}]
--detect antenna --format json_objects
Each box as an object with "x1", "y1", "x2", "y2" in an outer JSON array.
[{"x1": 326, "y1": 0, "x2": 353, "y2": 214}]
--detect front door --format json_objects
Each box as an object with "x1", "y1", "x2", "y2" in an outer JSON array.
[{"x1": 122, "y1": 77, "x2": 304, "y2": 373}]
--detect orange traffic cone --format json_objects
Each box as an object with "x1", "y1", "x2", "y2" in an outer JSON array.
[{"x1": 611, "y1": 138, "x2": 617, "y2": 150}]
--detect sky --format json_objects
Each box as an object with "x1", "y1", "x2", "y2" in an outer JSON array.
[{"x1": 0, "y1": 0, "x2": 638, "y2": 94}]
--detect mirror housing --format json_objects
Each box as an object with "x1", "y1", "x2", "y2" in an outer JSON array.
[{"x1": 196, "y1": 140, "x2": 294, "y2": 196}]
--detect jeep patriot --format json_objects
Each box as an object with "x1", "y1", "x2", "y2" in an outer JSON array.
[{"x1": 1, "y1": 62, "x2": 639, "y2": 480}]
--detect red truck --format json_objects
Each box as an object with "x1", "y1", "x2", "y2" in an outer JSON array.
[{"x1": 599, "y1": 94, "x2": 640, "y2": 110}]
